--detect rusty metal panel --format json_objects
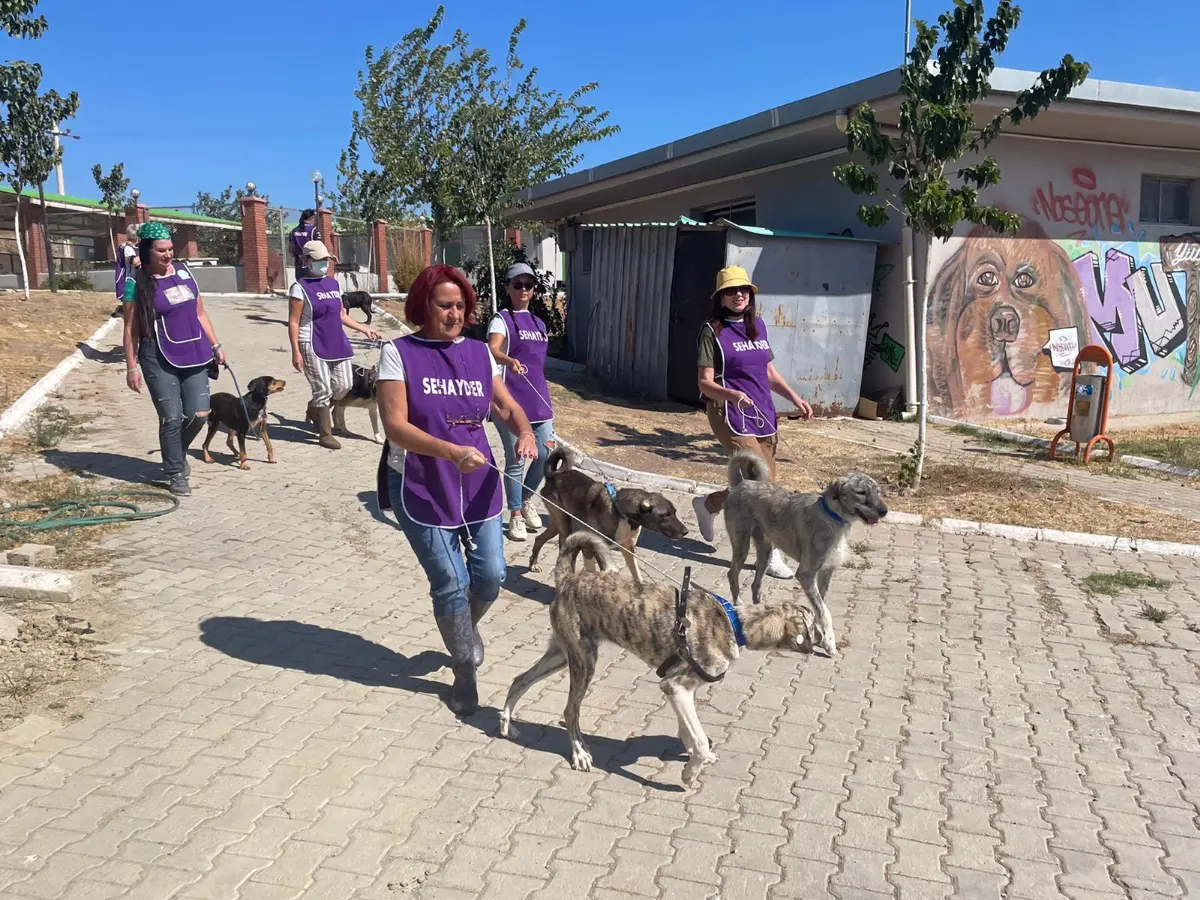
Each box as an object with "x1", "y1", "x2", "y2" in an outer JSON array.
[
  {"x1": 725, "y1": 230, "x2": 878, "y2": 415},
  {"x1": 585, "y1": 224, "x2": 677, "y2": 398}
]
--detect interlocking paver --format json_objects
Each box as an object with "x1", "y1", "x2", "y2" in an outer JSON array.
[{"x1": 0, "y1": 296, "x2": 1197, "y2": 899}]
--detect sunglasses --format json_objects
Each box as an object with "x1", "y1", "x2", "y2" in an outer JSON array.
[
  {"x1": 510, "y1": 280, "x2": 536, "y2": 291},
  {"x1": 722, "y1": 286, "x2": 751, "y2": 297}
]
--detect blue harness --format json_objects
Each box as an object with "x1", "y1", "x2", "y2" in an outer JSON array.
[
  {"x1": 819, "y1": 495, "x2": 844, "y2": 523},
  {"x1": 712, "y1": 592, "x2": 747, "y2": 648}
]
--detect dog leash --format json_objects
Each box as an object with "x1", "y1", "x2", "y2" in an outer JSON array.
[
  {"x1": 654, "y1": 567, "x2": 731, "y2": 683},
  {"x1": 738, "y1": 397, "x2": 824, "y2": 489},
  {"x1": 221, "y1": 360, "x2": 257, "y2": 441}
]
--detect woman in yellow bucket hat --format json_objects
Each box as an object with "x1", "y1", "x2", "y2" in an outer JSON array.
[{"x1": 692, "y1": 265, "x2": 812, "y2": 578}]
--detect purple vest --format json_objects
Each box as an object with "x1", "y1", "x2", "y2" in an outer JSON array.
[
  {"x1": 499, "y1": 310, "x2": 553, "y2": 423},
  {"x1": 297, "y1": 277, "x2": 353, "y2": 362},
  {"x1": 713, "y1": 316, "x2": 776, "y2": 437},
  {"x1": 152, "y1": 262, "x2": 213, "y2": 369},
  {"x1": 115, "y1": 244, "x2": 133, "y2": 300},
  {"x1": 290, "y1": 223, "x2": 315, "y2": 261},
  {"x1": 376, "y1": 336, "x2": 502, "y2": 528}
]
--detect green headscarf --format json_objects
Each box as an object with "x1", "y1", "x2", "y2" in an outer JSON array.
[{"x1": 137, "y1": 221, "x2": 172, "y2": 241}]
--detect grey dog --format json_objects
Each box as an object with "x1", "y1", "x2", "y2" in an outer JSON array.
[
  {"x1": 723, "y1": 451, "x2": 888, "y2": 657},
  {"x1": 499, "y1": 531, "x2": 815, "y2": 786}
]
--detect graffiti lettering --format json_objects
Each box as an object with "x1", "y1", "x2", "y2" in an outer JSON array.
[
  {"x1": 1030, "y1": 167, "x2": 1130, "y2": 239},
  {"x1": 1160, "y1": 233, "x2": 1200, "y2": 386},
  {"x1": 1073, "y1": 248, "x2": 1187, "y2": 374}
]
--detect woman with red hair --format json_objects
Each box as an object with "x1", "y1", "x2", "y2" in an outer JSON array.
[{"x1": 375, "y1": 264, "x2": 537, "y2": 715}]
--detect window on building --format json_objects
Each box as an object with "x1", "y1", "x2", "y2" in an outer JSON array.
[
  {"x1": 694, "y1": 198, "x2": 757, "y2": 227},
  {"x1": 1140, "y1": 175, "x2": 1194, "y2": 225},
  {"x1": 581, "y1": 229, "x2": 594, "y2": 274}
]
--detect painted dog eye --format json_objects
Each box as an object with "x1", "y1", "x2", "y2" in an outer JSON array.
[
  {"x1": 976, "y1": 270, "x2": 1000, "y2": 288},
  {"x1": 1012, "y1": 271, "x2": 1036, "y2": 289}
]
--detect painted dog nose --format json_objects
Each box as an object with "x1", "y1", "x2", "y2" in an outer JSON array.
[{"x1": 989, "y1": 304, "x2": 1021, "y2": 342}]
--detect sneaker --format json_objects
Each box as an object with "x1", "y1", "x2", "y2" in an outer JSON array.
[
  {"x1": 765, "y1": 548, "x2": 794, "y2": 579},
  {"x1": 508, "y1": 515, "x2": 528, "y2": 542},
  {"x1": 520, "y1": 501, "x2": 542, "y2": 531},
  {"x1": 168, "y1": 475, "x2": 191, "y2": 496},
  {"x1": 692, "y1": 495, "x2": 717, "y2": 545}
]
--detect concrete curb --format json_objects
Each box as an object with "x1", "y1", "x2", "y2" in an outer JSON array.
[
  {"x1": 930, "y1": 415, "x2": 1200, "y2": 479},
  {"x1": 556, "y1": 438, "x2": 1200, "y2": 559},
  {"x1": 0, "y1": 316, "x2": 122, "y2": 440}
]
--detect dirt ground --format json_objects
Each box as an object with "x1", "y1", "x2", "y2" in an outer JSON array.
[
  {"x1": 0, "y1": 290, "x2": 118, "y2": 407},
  {"x1": 979, "y1": 417, "x2": 1200, "y2": 471},
  {"x1": 546, "y1": 374, "x2": 1200, "y2": 544}
]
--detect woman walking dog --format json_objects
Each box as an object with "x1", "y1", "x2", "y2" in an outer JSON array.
[
  {"x1": 376, "y1": 264, "x2": 537, "y2": 716},
  {"x1": 288, "y1": 239, "x2": 381, "y2": 450},
  {"x1": 692, "y1": 265, "x2": 812, "y2": 579},
  {"x1": 486, "y1": 262, "x2": 556, "y2": 542},
  {"x1": 122, "y1": 221, "x2": 227, "y2": 496}
]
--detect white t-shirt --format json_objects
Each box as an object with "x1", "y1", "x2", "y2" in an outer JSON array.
[
  {"x1": 287, "y1": 281, "x2": 316, "y2": 343},
  {"x1": 377, "y1": 337, "x2": 503, "y2": 473}
]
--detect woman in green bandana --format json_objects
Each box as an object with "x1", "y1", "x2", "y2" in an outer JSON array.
[{"x1": 122, "y1": 221, "x2": 227, "y2": 495}]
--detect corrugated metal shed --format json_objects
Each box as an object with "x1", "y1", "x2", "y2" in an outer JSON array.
[{"x1": 584, "y1": 224, "x2": 678, "y2": 398}]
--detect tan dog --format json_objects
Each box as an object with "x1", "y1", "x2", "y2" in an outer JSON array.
[{"x1": 927, "y1": 221, "x2": 1087, "y2": 418}]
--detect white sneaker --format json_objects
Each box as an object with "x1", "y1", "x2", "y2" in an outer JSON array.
[
  {"x1": 765, "y1": 548, "x2": 794, "y2": 579},
  {"x1": 692, "y1": 496, "x2": 717, "y2": 545},
  {"x1": 520, "y1": 501, "x2": 542, "y2": 531},
  {"x1": 508, "y1": 516, "x2": 528, "y2": 542}
]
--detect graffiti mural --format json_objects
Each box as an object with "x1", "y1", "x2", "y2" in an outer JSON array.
[
  {"x1": 928, "y1": 221, "x2": 1088, "y2": 417},
  {"x1": 1030, "y1": 166, "x2": 1132, "y2": 240},
  {"x1": 864, "y1": 263, "x2": 906, "y2": 373},
  {"x1": 927, "y1": 221, "x2": 1200, "y2": 418}
]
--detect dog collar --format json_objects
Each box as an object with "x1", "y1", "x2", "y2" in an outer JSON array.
[
  {"x1": 819, "y1": 496, "x2": 845, "y2": 524},
  {"x1": 713, "y1": 592, "x2": 747, "y2": 648},
  {"x1": 605, "y1": 482, "x2": 618, "y2": 505}
]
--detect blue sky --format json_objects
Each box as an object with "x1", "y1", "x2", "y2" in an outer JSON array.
[{"x1": 12, "y1": 0, "x2": 1200, "y2": 211}]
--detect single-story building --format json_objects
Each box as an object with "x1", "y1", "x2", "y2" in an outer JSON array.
[{"x1": 510, "y1": 67, "x2": 1200, "y2": 422}]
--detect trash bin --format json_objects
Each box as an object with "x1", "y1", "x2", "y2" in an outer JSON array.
[{"x1": 1068, "y1": 374, "x2": 1107, "y2": 443}]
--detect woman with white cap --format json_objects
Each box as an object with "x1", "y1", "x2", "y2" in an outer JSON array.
[
  {"x1": 287, "y1": 239, "x2": 381, "y2": 449},
  {"x1": 122, "y1": 221, "x2": 226, "y2": 496},
  {"x1": 692, "y1": 265, "x2": 812, "y2": 579},
  {"x1": 486, "y1": 262, "x2": 556, "y2": 541}
]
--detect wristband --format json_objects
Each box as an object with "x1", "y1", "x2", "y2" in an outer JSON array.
[{"x1": 126, "y1": 366, "x2": 140, "y2": 374}]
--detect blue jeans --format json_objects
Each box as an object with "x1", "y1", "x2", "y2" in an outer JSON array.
[
  {"x1": 494, "y1": 418, "x2": 555, "y2": 512},
  {"x1": 138, "y1": 338, "x2": 210, "y2": 477},
  {"x1": 387, "y1": 468, "x2": 506, "y2": 617}
]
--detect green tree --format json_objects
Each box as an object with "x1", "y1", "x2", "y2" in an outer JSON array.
[
  {"x1": 92, "y1": 161, "x2": 130, "y2": 259},
  {"x1": 0, "y1": 1, "x2": 46, "y2": 39},
  {"x1": 192, "y1": 184, "x2": 270, "y2": 266},
  {"x1": 0, "y1": 61, "x2": 78, "y2": 298},
  {"x1": 348, "y1": 5, "x2": 617, "y2": 268},
  {"x1": 832, "y1": 0, "x2": 1088, "y2": 489}
]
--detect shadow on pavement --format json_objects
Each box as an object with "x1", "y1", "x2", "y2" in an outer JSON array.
[
  {"x1": 200, "y1": 615, "x2": 685, "y2": 791},
  {"x1": 42, "y1": 448, "x2": 167, "y2": 486}
]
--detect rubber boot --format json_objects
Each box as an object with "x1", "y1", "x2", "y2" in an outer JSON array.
[
  {"x1": 314, "y1": 405, "x2": 341, "y2": 450},
  {"x1": 305, "y1": 401, "x2": 317, "y2": 428},
  {"x1": 435, "y1": 610, "x2": 479, "y2": 715},
  {"x1": 468, "y1": 597, "x2": 493, "y2": 667}
]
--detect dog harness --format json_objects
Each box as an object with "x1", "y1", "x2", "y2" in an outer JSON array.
[
  {"x1": 655, "y1": 567, "x2": 744, "y2": 683},
  {"x1": 604, "y1": 482, "x2": 618, "y2": 507},
  {"x1": 818, "y1": 495, "x2": 845, "y2": 523}
]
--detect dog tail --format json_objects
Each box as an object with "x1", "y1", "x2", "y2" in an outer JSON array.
[
  {"x1": 554, "y1": 532, "x2": 611, "y2": 582},
  {"x1": 728, "y1": 450, "x2": 770, "y2": 488},
  {"x1": 544, "y1": 446, "x2": 574, "y2": 478}
]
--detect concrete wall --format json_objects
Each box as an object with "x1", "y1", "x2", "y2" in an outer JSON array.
[
  {"x1": 87, "y1": 265, "x2": 246, "y2": 295},
  {"x1": 923, "y1": 138, "x2": 1200, "y2": 422}
]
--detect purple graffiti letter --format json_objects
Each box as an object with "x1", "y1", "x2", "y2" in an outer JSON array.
[{"x1": 1075, "y1": 248, "x2": 1148, "y2": 373}]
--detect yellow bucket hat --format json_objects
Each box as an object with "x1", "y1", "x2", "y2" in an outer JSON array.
[{"x1": 711, "y1": 265, "x2": 757, "y2": 300}]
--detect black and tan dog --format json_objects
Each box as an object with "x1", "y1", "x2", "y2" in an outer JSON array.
[
  {"x1": 527, "y1": 446, "x2": 689, "y2": 586},
  {"x1": 330, "y1": 363, "x2": 381, "y2": 443},
  {"x1": 341, "y1": 290, "x2": 374, "y2": 325},
  {"x1": 202, "y1": 376, "x2": 286, "y2": 470}
]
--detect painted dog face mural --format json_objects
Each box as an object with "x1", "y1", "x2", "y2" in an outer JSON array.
[{"x1": 928, "y1": 221, "x2": 1088, "y2": 418}]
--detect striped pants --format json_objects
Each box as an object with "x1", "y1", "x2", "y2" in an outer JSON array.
[{"x1": 300, "y1": 343, "x2": 352, "y2": 408}]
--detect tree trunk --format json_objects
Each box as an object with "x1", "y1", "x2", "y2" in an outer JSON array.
[
  {"x1": 107, "y1": 213, "x2": 116, "y2": 261},
  {"x1": 14, "y1": 203, "x2": 31, "y2": 301},
  {"x1": 38, "y1": 182, "x2": 57, "y2": 293},
  {"x1": 485, "y1": 214, "x2": 498, "y2": 318},
  {"x1": 913, "y1": 234, "x2": 930, "y2": 490}
]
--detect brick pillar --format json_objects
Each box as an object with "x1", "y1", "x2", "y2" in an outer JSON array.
[
  {"x1": 315, "y1": 208, "x2": 340, "y2": 260},
  {"x1": 421, "y1": 229, "x2": 432, "y2": 267},
  {"x1": 19, "y1": 198, "x2": 48, "y2": 290},
  {"x1": 124, "y1": 203, "x2": 148, "y2": 225},
  {"x1": 239, "y1": 195, "x2": 269, "y2": 294},
  {"x1": 371, "y1": 220, "x2": 388, "y2": 289},
  {"x1": 175, "y1": 224, "x2": 200, "y2": 260},
  {"x1": 504, "y1": 226, "x2": 522, "y2": 249}
]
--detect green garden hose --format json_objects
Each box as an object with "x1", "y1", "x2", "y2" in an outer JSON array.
[{"x1": 0, "y1": 491, "x2": 180, "y2": 533}]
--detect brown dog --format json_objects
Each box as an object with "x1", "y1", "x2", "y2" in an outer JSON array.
[
  {"x1": 202, "y1": 376, "x2": 286, "y2": 469},
  {"x1": 528, "y1": 447, "x2": 689, "y2": 586},
  {"x1": 927, "y1": 220, "x2": 1087, "y2": 418}
]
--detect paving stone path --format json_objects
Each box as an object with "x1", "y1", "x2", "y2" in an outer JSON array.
[{"x1": 1, "y1": 296, "x2": 1198, "y2": 899}]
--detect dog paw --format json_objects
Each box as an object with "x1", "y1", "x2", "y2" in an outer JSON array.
[
  {"x1": 570, "y1": 742, "x2": 593, "y2": 773},
  {"x1": 681, "y1": 751, "x2": 717, "y2": 786},
  {"x1": 372, "y1": 434, "x2": 383, "y2": 444},
  {"x1": 499, "y1": 713, "x2": 520, "y2": 740},
  {"x1": 529, "y1": 562, "x2": 543, "y2": 574},
  {"x1": 267, "y1": 459, "x2": 277, "y2": 465},
  {"x1": 203, "y1": 456, "x2": 214, "y2": 465},
  {"x1": 238, "y1": 462, "x2": 250, "y2": 471}
]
